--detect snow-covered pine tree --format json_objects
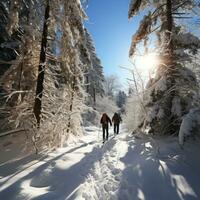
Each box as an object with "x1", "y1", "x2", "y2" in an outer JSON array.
[
  {"x1": 0, "y1": 0, "x2": 42, "y2": 133},
  {"x1": 60, "y1": 0, "x2": 89, "y2": 136},
  {"x1": 85, "y1": 29, "x2": 104, "y2": 104},
  {"x1": 81, "y1": 28, "x2": 106, "y2": 126},
  {"x1": 0, "y1": 0, "x2": 15, "y2": 78},
  {"x1": 128, "y1": 0, "x2": 200, "y2": 135},
  {"x1": 0, "y1": 0, "x2": 13, "y2": 129},
  {"x1": 85, "y1": 29, "x2": 105, "y2": 104},
  {"x1": 31, "y1": 0, "x2": 92, "y2": 150},
  {"x1": 116, "y1": 90, "x2": 127, "y2": 110}
]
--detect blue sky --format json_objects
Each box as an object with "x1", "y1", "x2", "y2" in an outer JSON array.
[{"x1": 84, "y1": 0, "x2": 142, "y2": 89}]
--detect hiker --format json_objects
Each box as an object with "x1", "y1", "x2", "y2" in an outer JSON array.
[
  {"x1": 100, "y1": 113, "x2": 112, "y2": 143},
  {"x1": 112, "y1": 112, "x2": 122, "y2": 134}
]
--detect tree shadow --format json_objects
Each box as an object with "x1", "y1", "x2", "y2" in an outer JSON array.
[
  {"x1": 0, "y1": 154, "x2": 48, "y2": 178},
  {"x1": 117, "y1": 138, "x2": 200, "y2": 200},
  {"x1": 0, "y1": 139, "x2": 116, "y2": 200},
  {"x1": 0, "y1": 141, "x2": 96, "y2": 188}
]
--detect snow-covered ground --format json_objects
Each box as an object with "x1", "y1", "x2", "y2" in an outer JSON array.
[{"x1": 0, "y1": 126, "x2": 200, "y2": 200}]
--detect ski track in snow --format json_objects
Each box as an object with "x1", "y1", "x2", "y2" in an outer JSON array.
[{"x1": 0, "y1": 126, "x2": 200, "y2": 200}]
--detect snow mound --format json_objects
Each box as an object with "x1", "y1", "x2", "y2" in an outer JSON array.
[
  {"x1": 30, "y1": 166, "x2": 55, "y2": 188},
  {"x1": 179, "y1": 108, "x2": 200, "y2": 145}
]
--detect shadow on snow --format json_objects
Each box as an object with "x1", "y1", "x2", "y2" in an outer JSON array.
[
  {"x1": 117, "y1": 138, "x2": 200, "y2": 200},
  {"x1": 0, "y1": 139, "x2": 115, "y2": 200}
]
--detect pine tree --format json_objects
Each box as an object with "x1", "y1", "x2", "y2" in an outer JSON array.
[
  {"x1": 0, "y1": 0, "x2": 42, "y2": 131},
  {"x1": 85, "y1": 29, "x2": 104, "y2": 104},
  {"x1": 116, "y1": 90, "x2": 127, "y2": 109}
]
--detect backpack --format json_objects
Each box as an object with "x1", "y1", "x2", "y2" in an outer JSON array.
[
  {"x1": 101, "y1": 113, "x2": 108, "y2": 124},
  {"x1": 113, "y1": 113, "x2": 121, "y2": 123}
]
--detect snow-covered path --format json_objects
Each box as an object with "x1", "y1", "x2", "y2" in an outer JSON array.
[{"x1": 0, "y1": 127, "x2": 200, "y2": 200}]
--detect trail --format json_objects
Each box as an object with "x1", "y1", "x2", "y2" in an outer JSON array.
[{"x1": 0, "y1": 126, "x2": 200, "y2": 200}]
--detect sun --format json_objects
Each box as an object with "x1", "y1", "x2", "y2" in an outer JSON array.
[{"x1": 135, "y1": 53, "x2": 159, "y2": 73}]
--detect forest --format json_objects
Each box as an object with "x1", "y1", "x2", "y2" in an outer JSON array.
[{"x1": 0, "y1": 0, "x2": 200, "y2": 199}]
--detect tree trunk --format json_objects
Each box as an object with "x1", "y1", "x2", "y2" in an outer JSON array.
[
  {"x1": 18, "y1": 63, "x2": 23, "y2": 90},
  {"x1": 86, "y1": 75, "x2": 89, "y2": 93},
  {"x1": 93, "y1": 87, "x2": 96, "y2": 104},
  {"x1": 147, "y1": 0, "x2": 175, "y2": 135},
  {"x1": 166, "y1": 0, "x2": 177, "y2": 133},
  {"x1": 166, "y1": 0, "x2": 173, "y2": 58},
  {"x1": 158, "y1": 0, "x2": 177, "y2": 134},
  {"x1": 66, "y1": 76, "x2": 76, "y2": 133},
  {"x1": 33, "y1": 0, "x2": 50, "y2": 127}
]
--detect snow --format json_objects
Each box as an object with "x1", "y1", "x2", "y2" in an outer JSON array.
[
  {"x1": 125, "y1": 95, "x2": 143, "y2": 131},
  {"x1": 179, "y1": 108, "x2": 200, "y2": 146},
  {"x1": 173, "y1": 32, "x2": 200, "y2": 48},
  {"x1": 155, "y1": 76, "x2": 167, "y2": 93},
  {"x1": 171, "y1": 96, "x2": 182, "y2": 117},
  {"x1": 1, "y1": 126, "x2": 200, "y2": 200}
]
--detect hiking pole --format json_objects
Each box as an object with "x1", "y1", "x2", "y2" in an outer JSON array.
[{"x1": 98, "y1": 124, "x2": 101, "y2": 146}]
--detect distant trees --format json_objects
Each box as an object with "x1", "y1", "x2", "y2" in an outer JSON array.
[
  {"x1": 116, "y1": 90, "x2": 127, "y2": 111},
  {"x1": 104, "y1": 75, "x2": 120, "y2": 98},
  {"x1": 128, "y1": 0, "x2": 200, "y2": 135}
]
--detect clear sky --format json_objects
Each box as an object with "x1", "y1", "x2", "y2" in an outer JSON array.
[{"x1": 84, "y1": 0, "x2": 142, "y2": 89}]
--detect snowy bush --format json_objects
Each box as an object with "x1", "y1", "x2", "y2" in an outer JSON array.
[
  {"x1": 179, "y1": 108, "x2": 200, "y2": 145},
  {"x1": 82, "y1": 106, "x2": 101, "y2": 126}
]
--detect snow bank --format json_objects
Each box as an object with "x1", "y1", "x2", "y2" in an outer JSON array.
[{"x1": 179, "y1": 108, "x2": 200, "y2": 145}]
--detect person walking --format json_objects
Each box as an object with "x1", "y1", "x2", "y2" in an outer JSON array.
[
  {"x1": 112, "y1": 112, "x2": 122, "y2": 135},
  {"x1": 100, "y1": 113, "x2": 112, "y2": 143}
]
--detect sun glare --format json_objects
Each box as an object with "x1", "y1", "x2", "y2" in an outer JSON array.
[{"x1": 136, "y1": 53, "x2": 159, "y2": 73}]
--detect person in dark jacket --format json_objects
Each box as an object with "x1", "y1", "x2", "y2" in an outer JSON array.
[
  {"x1": 100, "y1": 113, "x2": 112, "y2": 143},
  {"x1": 112, "y1": 112, "x2": 122, "y2": 134}
]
